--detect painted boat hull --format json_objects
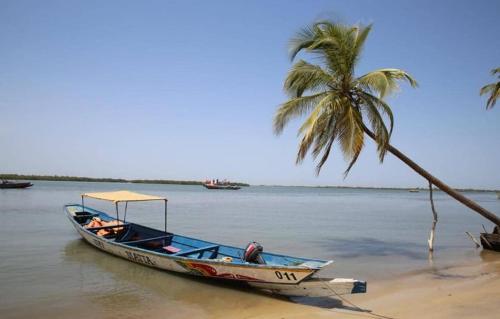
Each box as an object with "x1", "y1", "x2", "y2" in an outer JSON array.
[{"x1": 65, "y1": 204, "x2": 366, "y2": 296}]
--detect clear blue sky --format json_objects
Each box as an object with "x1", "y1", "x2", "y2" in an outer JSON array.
[{"x1": 1, "y1": 0, "x2": 499, "y2": 188}]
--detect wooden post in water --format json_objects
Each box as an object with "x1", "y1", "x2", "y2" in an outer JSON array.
[{"x1": 428, "y1": 182, "x2": 438, "y2": 252}]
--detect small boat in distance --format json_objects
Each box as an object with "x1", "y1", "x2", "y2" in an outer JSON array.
[
  {"x1": 203, "y1": 179, "x2": 241, "y2": 190},
  {"x1": 408, "y1": 189, "x2": 419, "y2": 193},
  {"x1": 0, "y1": 180, "x2": 33, "y2": 189},
  {"x1": 65, "y1": 190, "x2": 366, "y2": 297}
]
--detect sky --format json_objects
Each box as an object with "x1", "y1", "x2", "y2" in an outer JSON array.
[{"x1": 1, "y1": 0, "x2": 499, "y2": 188}]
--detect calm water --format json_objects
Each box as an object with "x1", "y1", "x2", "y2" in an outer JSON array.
[{"x1": 0, "y1": 181, "x2": 499, "y2": 318}]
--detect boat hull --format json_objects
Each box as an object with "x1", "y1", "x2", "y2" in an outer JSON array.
[
  {"x1": 481, "y1": 233, "x2": 500, "y2": 252},
  {"x1": 203, "y1": 184, "x2": 241, "y2": 190},
  {"x1": 0, "y1": 182, "x2": 33, "y2": 189},
  {"x1": 66, "y1": 205, "x2": 317, "y2": 285},
  {"x1": 65, "y1": 204, "x2": 366, "y2": 296},
  {"x1": 249, "y1": 278, "x2": 367, "y2": 297}
]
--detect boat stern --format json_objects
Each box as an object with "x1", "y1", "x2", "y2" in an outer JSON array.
[{"x1": 249, "y1": 277, "x2": 366, "y2": 297}]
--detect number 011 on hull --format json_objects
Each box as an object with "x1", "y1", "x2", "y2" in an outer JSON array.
[{"x1": 65, "y1": 190, "x2": 366, "y2": 297}]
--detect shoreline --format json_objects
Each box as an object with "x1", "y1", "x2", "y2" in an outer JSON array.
[
  {"x1": 1, "y1": 174, "x2": 498, "y2": 192},
  {"x1": 212, "y1": 252, "x2": 500, "y2": 319}
]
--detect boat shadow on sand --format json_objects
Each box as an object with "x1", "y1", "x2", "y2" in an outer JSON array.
[{"x1": 63, "y1": 239, "x2": 376, "y2": 316}]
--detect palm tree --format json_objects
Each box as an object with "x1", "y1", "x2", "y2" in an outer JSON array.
[
  {"x1": 274, "y1": 20, "x2": 500, "y2": 226},
  {"x1": 480, "y1": 68, "x2": 500, "y2": 109}
]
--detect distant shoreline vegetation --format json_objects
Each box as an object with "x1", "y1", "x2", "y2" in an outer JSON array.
[
  {"x1": 1, "y1": 174, "x2": 496, "y2": 192},
  {"x1": 257, "y1": 185, "x2": 499, "y2": 193},
  {"x1": 0, "y1": 174, "x2": 250, "y2": 187}
]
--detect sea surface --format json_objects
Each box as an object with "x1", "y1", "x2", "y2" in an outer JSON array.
[{"x1": 0, "y1": 181, "x2": 499, "y2": 318}]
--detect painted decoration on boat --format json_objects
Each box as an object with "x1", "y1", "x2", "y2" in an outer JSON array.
[{"x1": 175, "y1": 260, "x2": 264, "y2": 282}]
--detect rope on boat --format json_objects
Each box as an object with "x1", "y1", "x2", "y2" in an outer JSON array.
[{"x1": 318, "y1": 278, "x2": 394, "y2": 319}]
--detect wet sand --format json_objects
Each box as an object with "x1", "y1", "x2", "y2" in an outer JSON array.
[{"x1": 215, "y1": 251, "x2": 500, "y2": 319}]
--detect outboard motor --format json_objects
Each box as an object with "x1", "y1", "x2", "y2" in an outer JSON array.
[{"x1": 243, "y1": 242, "x2": 266, "y2": 264}]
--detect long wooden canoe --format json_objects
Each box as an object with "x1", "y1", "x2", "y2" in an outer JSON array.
[{"x1": 65, "y1": 191, "x2": 365, "y2": 297}]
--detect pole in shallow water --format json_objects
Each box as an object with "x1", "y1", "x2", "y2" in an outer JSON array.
[{"x1": 428, "y1": 181, "x2": 438, "y2": 252}]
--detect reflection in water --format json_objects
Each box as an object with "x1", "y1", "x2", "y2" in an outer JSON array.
[
  {"x1": 64, "y1": 239, "x2": 378, "y2": 317},
  {"x1": 63, "y1": 240, "x2": 295, "y2": 318}
]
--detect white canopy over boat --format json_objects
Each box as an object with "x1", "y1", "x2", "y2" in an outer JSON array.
[
  {"x1": 82, "y1": 190, "x2": 167, "y2": 202},
  {"x1": 81, "y1": 190, "x2": 168, "y2": 231}
]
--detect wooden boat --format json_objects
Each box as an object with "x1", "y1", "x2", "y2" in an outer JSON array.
[
  {"x1": 0, "y1": 180, "x2": 33, "y2": 189},
  {"x1": 481, "y1": 226, "x2": 500, "y2": 252},
  {"x1": 203, "y1": 183, "x2": 241, "y2": 190},
  {"x1": 65, "y1": 190, "x2": 366, "y2": 297}
]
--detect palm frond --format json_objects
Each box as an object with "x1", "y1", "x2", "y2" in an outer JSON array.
[
  {"x1": 480, "y1": 82, "x2": 500, "y2": 109},
  {"x1": 284, "y1": 60, "x2": 332, "y2": 97},
  {"x1": 352, "y1": 24, "x2": 372, "y2": 60},
  {"x1": 296, "y1": 96, "x2": 332, "y2": 161},
  {"x1": 273, "y1": 92, "x2": 327, "y2": 134},
  {"x1": 289, "y1": 26, "x2": 316, "y2": 61},
  {"x1": 480, "y1": 67, "x2": 500, "y2": 109},
  {"x1": 357, "y1": 68, "x2": 418, "y2": 99},
  {"x1": 337, "y1": 106, "x2": 364, "y2": 164},
  {"x1": 303, "y1": 21, "x2": 357, "y2": 80},
  {"x1": 358, "y1": 91, "x2": 391, "y2": 161},
  {"x1": 297, "y1": 94, "x2": 345, "y2": 164}
]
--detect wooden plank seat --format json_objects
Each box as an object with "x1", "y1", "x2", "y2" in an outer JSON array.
[
  {"x1": 120, "y1": 235, "x2": 172, "y2": 245},
  {"x1": 173, "y1": 245, "x2": 219, "y2": 258}
]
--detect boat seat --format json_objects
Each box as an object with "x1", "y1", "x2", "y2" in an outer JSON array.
[
  {"x1": 120, "y1": 235, "x2": 172, "y2": 245},
  {"x1": 173, "y1": 245, "x2": 219, "y2": 258},
  {"x1": 163, "y1": 245, "x2": 181, "y2": 254}
]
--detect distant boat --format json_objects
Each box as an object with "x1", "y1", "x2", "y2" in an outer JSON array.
[
  {"x1": 408, "y1": 189, "x2": 419, "y2": 193},
  {"x1": 203, "y1": 180, "x2": 241, "y2": 190},
  {"x1": 0, "y1": 180, "x2": 33, "y2": 189}
]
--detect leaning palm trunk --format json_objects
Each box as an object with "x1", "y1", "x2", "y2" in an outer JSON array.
[{"x1": 363, "y1": 127, "x2": 500, "y2": 226}]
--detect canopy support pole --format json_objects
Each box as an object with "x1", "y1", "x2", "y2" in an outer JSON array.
[
  {"x1": 115, "y1": 202, "x2": 119, "y2": 222},
  {"x1": 164, "y1": 199, "x2": 168, "y2": 233},
  {"x1": 81, "y1": 196, "x2": 85, "y2": 212},
  {"x1": 124, "y1": 202, "x2": 128, "y2": 222}
]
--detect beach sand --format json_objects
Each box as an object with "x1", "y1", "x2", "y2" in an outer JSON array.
[{"x1": 216, "y1": 251, "x2": 500, "y2": 319}]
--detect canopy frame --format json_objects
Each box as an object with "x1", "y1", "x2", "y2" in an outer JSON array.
[{"x1": 81, "y1": 191, "x2": 168, "y2": 232}]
